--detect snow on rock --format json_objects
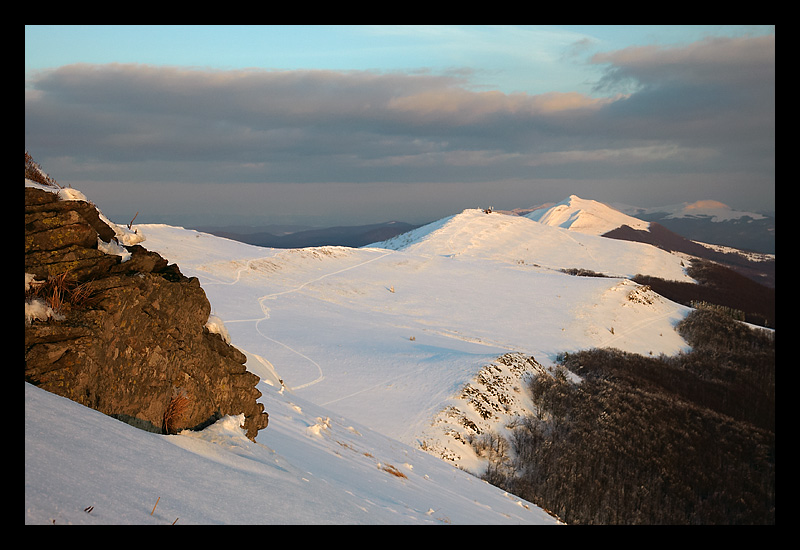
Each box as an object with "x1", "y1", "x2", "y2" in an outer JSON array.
[
  {"x1": 25, "y1": 178, "x2": 145, "y2": 248},
  {"x1": 419, "y1": 353, "x2": 549, "y2": 474},
  {"x1": 205, "y1": 314, "x2": 232, "y2": 344},
  {"x1": 25, "y1": 273, "x2": 64, "y2": 324},
  {"x1": 96, "y1": 236, "x2": 132, "y2": 262}
]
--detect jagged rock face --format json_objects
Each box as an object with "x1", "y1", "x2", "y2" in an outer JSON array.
[{"x1": 24, "y1": 186, "x2": 269, "y2": 440}]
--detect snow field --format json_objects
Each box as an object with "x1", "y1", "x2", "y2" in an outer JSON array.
[
  {"x1": 26, "y1": 190, "x2": 696, "y2": 524},
  {"x1": 138, "y1": 210, "x2": 692, "y2": 454}
]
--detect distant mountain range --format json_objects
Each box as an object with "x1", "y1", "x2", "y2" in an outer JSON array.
[
  {"x1": 193, "y1": 195, "x2": 774, "y2": 287},
  {"x1": 615, "y1": 199, "x2": 775, "y2": 255},
  {"x1": 192, "y1": 221, "x2": 423, "y2": 249},
  {"x1": 526, "y1": 195, "x2": 774, "y2": 288},
  {"x1": 195, "y1": 197, "x2": 773, "y2": 254}
]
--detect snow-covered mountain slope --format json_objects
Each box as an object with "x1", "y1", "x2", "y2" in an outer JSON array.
[
  {"x1": 138, "y1": 214, "x2": 691, "y2": 451},
  {"x1": 518, "y1": 195, "x2": 775, "y2": 286},
  {"x1": 526, "y1": 194, "x2": 650, "y2": 236},
  {"x1": 26, "y1": 381, "x2": 558, "y2": 524},
  {"x1": 26, "y1": 195, "x2": 697, "y2": 525},
  {"x1": 368, "y1": 207, "x2": 691, "y2": 281}
]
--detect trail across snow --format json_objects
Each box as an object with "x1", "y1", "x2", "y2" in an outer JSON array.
[
  {"x1": 217, "y1": 248, "x2": 396, "y2": 391},
  {"x1": 136, "y1": 211, "x2": 692, "y2": 449},
  {"x1": 26, "y1": 196, "x2": 699, "y2": 524}
]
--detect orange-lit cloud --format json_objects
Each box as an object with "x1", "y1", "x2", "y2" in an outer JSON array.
[
  {"x1": 387, "y1": 89, "x2": 620, "y2": 123},
  {"x1": 24, "y1": 32, "x2": 774, "y2": 226}
]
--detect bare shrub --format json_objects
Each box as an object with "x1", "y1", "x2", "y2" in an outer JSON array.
[{"x1": 25, "y1": 151, "x2": 61, "y2": 189}]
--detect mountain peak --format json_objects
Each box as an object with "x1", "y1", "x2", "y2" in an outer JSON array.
[
  {"x1": 526, "y1": 195, "x2": 650, "y2": 236},
  {"x1": 684, "y1": 199, "x2": 731, "y2": 211},
  {"x1": 672, "y1": 199, "x2": 767, "y2": 222}
]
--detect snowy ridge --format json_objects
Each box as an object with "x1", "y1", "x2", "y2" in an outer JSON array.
[
  {"x1": 526, "y1": 194, "x2": 650, "y2": 235},
  {"x1": 368, "y1": 207, "x2": 691, "y2": 281},
  {"x1": 26, "y1": 190, "x2": 698, "y2": 524}
]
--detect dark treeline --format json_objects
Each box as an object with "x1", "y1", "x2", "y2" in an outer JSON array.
[
  {"x1": 633, "y1": 258, "x2": 775, "y2": 328},
  {"x1": 481, "y1": 309, "x2": 775, "y2": 524}
]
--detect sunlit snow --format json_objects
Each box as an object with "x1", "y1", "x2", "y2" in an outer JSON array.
[{"x1": 26, "y1": 183, "x2": 696, "y2": 524}]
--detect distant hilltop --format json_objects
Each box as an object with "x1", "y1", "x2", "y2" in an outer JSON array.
[{"x1": 197, "y1": 195, "x2": 774, "y2": 256}]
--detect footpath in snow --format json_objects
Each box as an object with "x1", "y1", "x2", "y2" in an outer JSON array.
[{"x1": 27, "y1": 199, "x2": 696, "y2": 524}]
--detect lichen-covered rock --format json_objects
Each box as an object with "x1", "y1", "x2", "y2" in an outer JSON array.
[{"x1": 24, "y1": 185, "x2": 269, "y2": 440}]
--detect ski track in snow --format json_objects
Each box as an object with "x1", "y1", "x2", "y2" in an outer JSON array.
[
  {"x1": 215, "y1": 249, "x2": 396, "y2": 391},
  {"x1": 596, "y1": 307, "x2": 681, "y2": 350},
  {"x1": 562, "y1": 230, "x2": 601, "y2": 269}
]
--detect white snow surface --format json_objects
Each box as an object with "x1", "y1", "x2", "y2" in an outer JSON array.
[
  {"x1": 525, "y1": 194, "x2": 651, "y2": 236},
  {"x1": 26, "y1": 189, "x2": 696, "y2": 524}
]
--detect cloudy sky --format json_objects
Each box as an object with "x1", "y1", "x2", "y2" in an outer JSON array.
[{"x1": 25, "y1": 25, "x2": 775, "y2": 228}]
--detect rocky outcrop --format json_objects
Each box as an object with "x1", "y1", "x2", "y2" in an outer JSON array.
[
  {"x1": 24, "y1": 184, "x2": 269, "y2": 440},
  {"x1": 419, "y1": 353, "x2": 547, "y2": 468}
]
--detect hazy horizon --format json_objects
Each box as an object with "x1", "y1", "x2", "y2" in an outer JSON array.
[{"x1": 25, "y1": 25, "x2": 775, "y2": 228}]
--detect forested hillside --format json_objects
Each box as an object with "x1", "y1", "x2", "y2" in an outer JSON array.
[
  {"x1": 634, "y1": 258, "x2": 775, "y2": 328},
  {"x1": 481, "y1": 308, "x2": 775, "y2": 525}
]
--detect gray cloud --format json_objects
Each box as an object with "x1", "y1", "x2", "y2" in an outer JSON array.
[
  {"x1": 591, "y1": 36, "x2": 774, "y2": 141},
  {"x1": 25, "y1": 34, "x2": 774, "y2": 226}
]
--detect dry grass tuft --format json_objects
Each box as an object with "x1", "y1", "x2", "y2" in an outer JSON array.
[
  {"x1": 163, "y1": 389, "x2": 191, "y2": 435},
  {"x1": 26, "y1": 271, "x2": 100, "y2": 315},
  {"x1": 378, "y1": 462, "x2": 408, "y2": 479}
]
